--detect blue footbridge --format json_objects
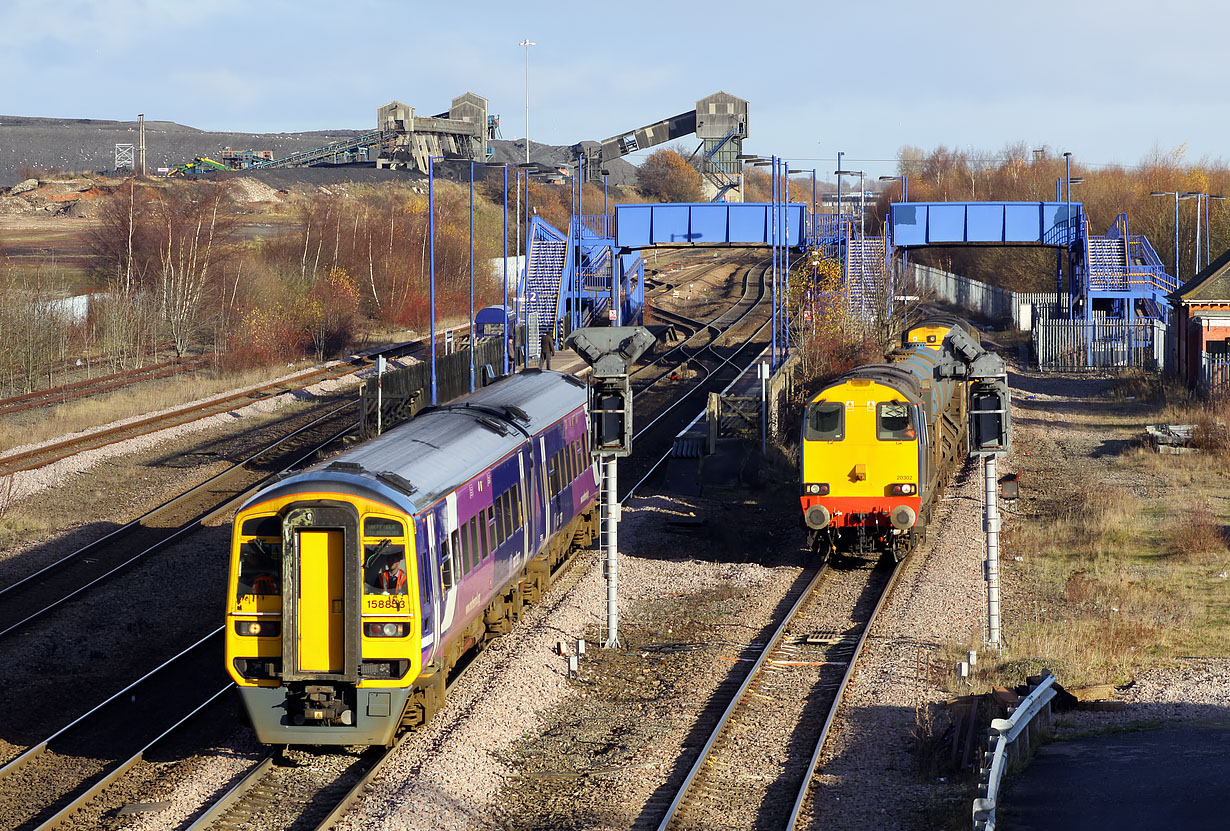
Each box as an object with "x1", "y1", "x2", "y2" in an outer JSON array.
[{"x1": 518, "y1": 198, "x2": 1178, "y2": 352}]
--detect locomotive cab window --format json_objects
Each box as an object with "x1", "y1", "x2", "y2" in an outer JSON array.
[
  {"x1": 805, "y1": 402, "x2": 844, "y2": 441},
  {"x1": 877, "y1": 402, "x2": 916, "y2": 441},
  {"x1": 362, "y1": 517, "x2": 407, "y2": 595},
  {"x1": 236, "y1": 535, "x2": 282, "y2": 599}
]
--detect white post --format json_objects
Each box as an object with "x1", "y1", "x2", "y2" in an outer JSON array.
[
  {"x1": 603, "y1": 455, "x2": 619, "y2": 648},
  {"x1": 759, "y1": 361, "x2": 768, "y2": 456},
  {"x1": 984, "y1": 454, "x2": 1001, "y2": 647},
  {"x1": 376, "y1": 355, "x2": 386, "y2": 436}
]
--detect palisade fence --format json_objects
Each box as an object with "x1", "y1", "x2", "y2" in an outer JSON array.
[
  {"x1": 908, "y1": 264, "x2": 1058, "y2": 331},
  {"x1": 358, "y1": 336, "x2": 508, "y2": 438},
  {"x1": 1031, "y1": 318, "x2": 1166, "y2": 372},
  {"x1": 1200, "y1": 351, "x2": 1230, "y2": 396}
]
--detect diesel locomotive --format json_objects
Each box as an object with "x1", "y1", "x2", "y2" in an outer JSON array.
[
  {"x1": 225, "y1": 370, "x2": 599, "y2": 746},
  {"x1": 799, "y1": 316, "x2": 981, "y2": 560}
]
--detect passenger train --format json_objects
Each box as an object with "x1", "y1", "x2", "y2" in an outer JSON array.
[
  {"x1": 799, "y1": 315, "x2": 977, "y2": 560},
  {"x1": 225, "y1": 370, "x2": 599, "y2": 746}
]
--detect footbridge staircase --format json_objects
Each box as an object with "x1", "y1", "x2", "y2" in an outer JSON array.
[{"x1": 520, "y1": 215, "x2": 645, "y2": 346}]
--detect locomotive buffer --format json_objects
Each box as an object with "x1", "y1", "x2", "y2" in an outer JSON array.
[
  {"x1": 565, "y1": 326, "x2": 655, "y2": 648},
  {"x1": 938, "y1": 328, "x2": 1012, "y2": 647}
]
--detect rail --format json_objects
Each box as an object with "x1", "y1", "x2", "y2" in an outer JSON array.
[{"x1": 972, "y1": 671, "x2": 1058, "y2": 831}]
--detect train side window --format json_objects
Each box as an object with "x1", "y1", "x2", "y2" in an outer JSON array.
[
  {"x1": 500, "y1": 492, "x2": 512, "y2": 541},
  {"x1": 549, "y1": 454, "x2": 560, "y2": 496},
  {"x1": 486, "y1": 506, "x2": 496, "y2": 552},
  {"x1": 805, "y1": 401, "x2": 844, "y2": 441},
  {"x1": 877, "y1": 402, "x2": 916, "y2": 441},
  {"x1": 363, "y1": 539, "x2": 407, "y2": 595},
  {"x1": 455, "y1": 523, "x2": 467, "y2": 575},
  {"x1": 449, "y1": 529, "x2": 460, "y2": 581},
  {"x1": 236, "y1": 538, "x2": 282, "y2": 600},
  {"x1": 513, "y1": 484, "x2": 523, "y2": 527},
  {"x1": 469, "y1": 516, "x2": 481, "y2": 568}
]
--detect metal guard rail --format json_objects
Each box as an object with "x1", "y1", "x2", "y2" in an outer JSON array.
[{"x1": 972, "y1": 671, "x2": 1058, "y2": 830}]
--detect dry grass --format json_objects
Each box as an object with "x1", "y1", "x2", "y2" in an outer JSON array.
[
  {"x1": 0, "y1": 364, "x2": 308, "y2": 453},
  {"x1": 973, "y1": 406, "x2": 1230, "y2": 690}
]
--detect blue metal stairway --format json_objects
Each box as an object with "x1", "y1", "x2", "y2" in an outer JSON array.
[
  {"x1": 520, "y1": 214, "x2": 645, "y2": 346},
  {"x1": 522, "y1": 217, "x2": 568, "y2": 342},
  {"x1": 1078, "y1": 214, "x2": 1175, "y2": 320}
]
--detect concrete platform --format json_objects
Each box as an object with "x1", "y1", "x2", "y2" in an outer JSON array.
[{"x1": 1000, "y1": 724, "x2": 1230, "y2": 830}]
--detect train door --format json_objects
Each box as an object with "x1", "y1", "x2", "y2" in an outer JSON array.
[
  {"x1": 536, "y1": 436, "x2": 549, "y2": 547},
  {"x1": 417, "y1": 514, "x2": 439, "y2": 666},
  {"x1": 296, "y1": 529, "x2": 344, "y2": 672},
  {"x1": 517, "y1": 452, "x2": 530, "y2": 570}
]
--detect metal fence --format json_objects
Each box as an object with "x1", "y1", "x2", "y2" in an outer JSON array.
[
  {"x1": 972, "y1": 672, "x2": 1058, "y2": 831},
  {"x1": 1032, "y1": 318, "x2": 1166, "y2": 371},
  {"x1": 1200, "y1": 351, "x2": 1230, "y2": 396},
  {"x1": 909, "y1": 265, "x2": 1039, "y2": 330},
  {"x1": 358, "y1": 336, "x2": 507, "y2": 438}
]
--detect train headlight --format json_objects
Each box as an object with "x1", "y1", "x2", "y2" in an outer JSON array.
[
  {"x1": 366, "y1": 622, "x2": 408, "y2": 638},
  {"x1": 235, "y1": 620, "x2": 281, "y2": 637},
  {"x1": 804, "y1": 483, "x2": 830, "y2": 496},
  {"x1": 891, "y1": 483, "x2": 916, "y2": 496}
]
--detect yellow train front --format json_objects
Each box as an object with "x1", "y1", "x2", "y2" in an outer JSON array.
[
  {"x1": 799, "y1": 317, "x2": 975, "y2": 560},
  {"x1": 225, "y1": 370, "x2": 598, "y2": 746}
]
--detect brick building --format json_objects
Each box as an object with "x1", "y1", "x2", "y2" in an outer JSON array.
[{"x1": 1170, "y1": 248, "x2": 1230, "y2": 388}]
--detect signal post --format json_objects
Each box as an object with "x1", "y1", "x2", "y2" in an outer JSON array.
[{"x1": 565, "y1": 326, "x2": 654, "y2": 648}]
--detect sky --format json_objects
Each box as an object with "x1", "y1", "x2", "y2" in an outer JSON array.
[{"x1": 1, "y1": 0, "x2": 1224, "y2": 184}]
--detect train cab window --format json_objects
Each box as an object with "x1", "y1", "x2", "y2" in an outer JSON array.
[
  {"x1": 363, "y1": 539, "x2": 408, "y2": 595},
  {"x1": 805, "y1": 402, "x2": 844, "y2": 441},
  {"x1": 877, "y1": 402, "x2": 916, "y2": 441},
  {"x1": 236, "y1": 536, "x2": 282, "y2": 599},
  {"x1": 362, "y1": 518, "x2": 407, "y2": 595}
]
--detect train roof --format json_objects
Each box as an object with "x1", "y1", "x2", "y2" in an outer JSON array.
[{"x1": 245, "y1": 369, "x2": 587, "y2": 515}]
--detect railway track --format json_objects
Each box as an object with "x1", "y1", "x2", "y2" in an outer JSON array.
[
  {"x1": 0, "y1": 399, "x2": 359, "y2": 640},
  {"x1": 0, "y1": 359, "x2": 371, "y2": 476},
  {"x1": 0, "y1": 355, "x2": 212, "y2": 416},
  {"x1": 646, "y1": 556, "x2": 903, "y2": 831},
  {"x1": 0, "y1": 631, "x2": 232, "y2": 831}
]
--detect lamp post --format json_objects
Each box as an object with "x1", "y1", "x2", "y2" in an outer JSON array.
[
  {"x1": 880, "y1": 174, "x2": 910, "y2": 321},
  {"x1": 503, "y1": 163, "x2": 510, "y2": 375},
  {"x1": 835, "y1": 166, "x2": 863, "y2": 235},
  {"x1": 753, "y1": 157, "x2": 781, "y2": 366},
  {"x1": 1206, "y1": 195, "x2": 1227, "y2": 269},
  {"x1": 790, "y1": 166, "x2": 817, "y2": 241},
  {"x1": 601, "y1": 168, "x2": 610, "y2": 222},
  {"x1": 835, "y1": 151, "x2": 844, "y2": 233},
  {"x1": 428, "y1": 154, "x2": 445, "y2": 405},
  {"x1": 469, "y1": 161, "x2": 508, "y2": 390},
  {"x1": 1151, "y1": 191, "x2": 1194, "y2": 280},
  {"x1": 519, "y1": 39, "x2": 535, "y2": 166}
]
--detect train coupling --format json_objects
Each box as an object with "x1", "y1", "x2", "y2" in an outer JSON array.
[{"x1": 290, "y1": 685, "x2": 354, "y2": 726}]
